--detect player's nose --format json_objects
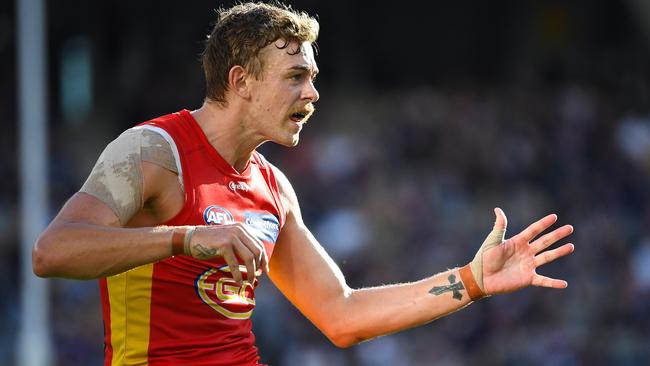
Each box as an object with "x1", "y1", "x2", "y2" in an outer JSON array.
[{"x1": 302, "y1": 80, "x2": 319, "y2": 103}]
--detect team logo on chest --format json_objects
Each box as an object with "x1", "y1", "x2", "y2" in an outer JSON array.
[
  {"x1": 195, "y1": 265, "x2": 257, "y2": 320},
  {"x1": 203, "y1": 205, "x2": 235, "y2": 225}
]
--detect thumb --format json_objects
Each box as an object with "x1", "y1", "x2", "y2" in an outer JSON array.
[
  {"x1": 469, "y1": 208, "x2": 508, "y2": 293},
  {"x1": 489, "y1": 207, "x2": 507, "y2": 243},
  {"x1": 493, "y1": 207, "x2": 507, "y2": 231}
]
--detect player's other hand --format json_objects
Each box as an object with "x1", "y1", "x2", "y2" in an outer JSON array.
[
  {"x1": 189, "y1": 223, "x2": 269, "y2": 285},
  {"x1": 480, "y1": 208, "x2": 575, "y2": 295}
]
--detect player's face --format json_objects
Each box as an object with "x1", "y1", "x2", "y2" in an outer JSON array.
[{"x1": 247, "y1": 40, "x2": 319, "y2": 147}]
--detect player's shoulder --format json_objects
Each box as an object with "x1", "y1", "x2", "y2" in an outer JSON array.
[
  {"x1": 121, "y1": 125, "x2": 170, "y2": 145},
  {"x1": 106, "y1": 125, "x2": 167, "y2": 146}
]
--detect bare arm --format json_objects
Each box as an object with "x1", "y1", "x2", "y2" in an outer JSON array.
[
  {"x1": 270, "y1": 221, "x2": 474, "y2": 347},
  {"x1": 34, "y1": 164, "x2": 268, "y2": 281},
  {"x1": 33, "y1": 130, "x2": 268, "y2": 281},
  {"x1": 268, "y1": 169, "x2": 575, "y2": 348},
  {"x1": 32, "y1": 162, "x2": 183, "y2": 279},
  {"x1": 32, "y1": 196, "x2": 173, "y2": 279}
]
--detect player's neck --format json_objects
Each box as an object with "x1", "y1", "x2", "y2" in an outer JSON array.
[{"x1": 191, "y1": 100, "x2": 264, "y2": 173}]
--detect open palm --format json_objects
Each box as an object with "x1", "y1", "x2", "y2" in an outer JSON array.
[{"x1": 481, "y1": 209, "x2": 575, "y2": 295}]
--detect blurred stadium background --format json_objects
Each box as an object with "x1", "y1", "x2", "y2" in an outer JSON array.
[{"x1": 3, "y1": 0, "x2": 650, "y2": 365}]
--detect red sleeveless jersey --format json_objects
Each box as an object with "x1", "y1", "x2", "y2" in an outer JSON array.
[{"x1": 99, "y1": 110, "x2": 285, "y2": 366}]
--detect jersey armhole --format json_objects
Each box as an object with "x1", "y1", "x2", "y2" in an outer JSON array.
[
  {"x1": 253, "y1": 152, "x2": 287, "y2": 229},
  {"x1": 135, "y1": 125, "x2": 184, "y2": 190}
]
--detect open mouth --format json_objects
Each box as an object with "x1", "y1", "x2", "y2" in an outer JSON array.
[{"x1": 290, "y1": 112, "x2": 306, "y2": 122}]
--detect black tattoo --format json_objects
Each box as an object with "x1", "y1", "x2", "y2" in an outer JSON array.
[
  {"x1": 193, "y1": 243, "x2": 217, "y2": 259},
  {"x1": 429, "y1": 274, "x2": 465, "y2": 301}
]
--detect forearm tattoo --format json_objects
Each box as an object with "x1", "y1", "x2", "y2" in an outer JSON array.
[
  {"x1": 429, "y1": 274, "x2": 465, "y2": 301},
  {"x1": 193, "y1": 243, "x2": 217, "y2": 259}
]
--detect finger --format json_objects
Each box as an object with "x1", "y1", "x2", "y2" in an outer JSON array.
[
  {"x1": 221, "y1": 248, "x2": 243, "y2": 285},
  {"x1": 518, "y1": 214, "x2": 558, "y2": 242},
  {"x1": 262, "y1": 248, "x2": 269, "y2": 275},
  {"x1": 532, "y1": 274, "x2": 568, "y2": 288},
  {"x1": 530, "y1": 225, "x2": 574, "y2": 253},
  {"x1": 534, "y1": 243, "x2": 575, "y2": 267},
  {"x1": 232, "y1": 238, "x2": 257, "y2": 284},
  {"x1": 483, "y1": 207, "x2": 508, "y2": 244},
  {"x1": 493, "y1": 207, "x2": 508, "y2": 231},
  {"x1": 257, "y1": 246, "x2": 269, "y2": 276},
  {"x1": 236, "y1": 225, "x2": 268, "y2": 275}
]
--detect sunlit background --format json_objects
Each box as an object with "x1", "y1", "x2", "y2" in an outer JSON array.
[{"x1": 3, "y1": 0, "x2": 650, "y2": 365}]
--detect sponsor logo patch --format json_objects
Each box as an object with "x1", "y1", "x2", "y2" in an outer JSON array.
[
  {"x1": 244, "y1": 212, "x2": 280, "y2": 243},
  {"x1": 228, "y1": 181, "x2": 250, "y2": 192}
]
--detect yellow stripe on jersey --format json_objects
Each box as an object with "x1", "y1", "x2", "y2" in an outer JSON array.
[{"x1": 107, "y1": 264, "x2": 154, "y2": 366}]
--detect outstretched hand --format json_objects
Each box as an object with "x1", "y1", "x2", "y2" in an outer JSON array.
[{"x1": 480, "y1": 208, "x2": 574, "y2": 295}]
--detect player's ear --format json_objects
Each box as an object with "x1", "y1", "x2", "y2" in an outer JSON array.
[{"x1": 228, "y1": 65, "x2": 251, "y2": 99}]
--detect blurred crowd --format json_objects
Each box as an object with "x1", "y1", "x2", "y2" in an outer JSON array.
[
  {"x1": 252, "y1": 82, "x2": 650, "y2": 365},
  {"x1": 3, "y1": 81, "x2": 650, "y2": 365},
  {"x1": 3, "y1": 0, "x2": 650, "y2": 365}
]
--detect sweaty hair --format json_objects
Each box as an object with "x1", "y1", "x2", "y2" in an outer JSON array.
[{"x1": 202, "y1": 2, "x2": 319, "y2": 104}]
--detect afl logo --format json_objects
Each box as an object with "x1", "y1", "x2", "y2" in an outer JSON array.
[{"x1": 203, "y1": 205, "x2": 235, "y2": 225}]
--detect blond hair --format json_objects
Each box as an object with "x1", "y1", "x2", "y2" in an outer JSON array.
[{"x1": 202, "y1": 2, "x2": 319, "y2": 104}]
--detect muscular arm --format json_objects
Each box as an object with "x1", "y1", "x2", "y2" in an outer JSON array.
[
  {"x1": 269, "y1": 171, "x2": 473, "y2": 347},
  {"x1": 32, "y1": 161, "x2": 182, "y2": 279},
  {"x1": 268, "y1": 169, "x2": 574, "y2": 348},
  {"x1": 33, "y1": 128, "x2": 267, "y2": 281}
]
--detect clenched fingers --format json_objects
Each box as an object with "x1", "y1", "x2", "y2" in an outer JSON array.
[
  {"x1": 534, "y1": 243, "x2": 575, "y2": 267},
  {"x1": 190, "y1": 224, "x2": 268, "y2": 283},
  {"x1": 221, "y1": 249, "x2": 244, "y2": 285},
  {"x1": 530, "y1": 225, "x2": 574, "y2": 253},
  {"x1": 232, "y1": 236, "x2": 259, "y2": 284},
  {"x1": 234, "y1": 224, "x2": 269, "y2": 275}
]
